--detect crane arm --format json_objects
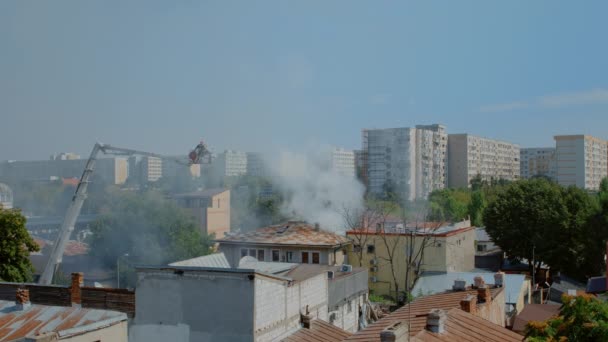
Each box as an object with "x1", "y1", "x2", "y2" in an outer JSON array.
[{"x1": 38, "y1": 142, "x2": 210, "y2": 285}]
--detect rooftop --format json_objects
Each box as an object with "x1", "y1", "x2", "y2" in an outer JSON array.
[
  {"x1": 346, "y1": 219, "x2": 474, "y2": 237},
  {"x1": 412, "y1": 272, "x2": 527, "y2": 305},
  {"x1": 512, "y1": 304, "x2": 560, "y2": 333},
  {"x1": 0, "y1": 300, "x2": 127, "y2": 341},
  {"x1": 173, "y1": 188, "x2": 228, "y2": 198},
  {"x1": 345, "y1": 287, "x2": 504, "y2": 341},
  {"x1": 216, "y1": 221, "x2": 350, "y2": 248},
  {"x1": 282, "y1": 319, "x2": 352, "y2": 342}
]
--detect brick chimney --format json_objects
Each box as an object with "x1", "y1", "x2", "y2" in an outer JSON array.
[
  {"x1": 380, "y1": 321, "x2": 409, "y2": 342},
  {"x1": 473, "y1": 276, "x2": 485, "y2": 289},
  {"x1": 70, "y1": 272, "x2": 84, "y2": 306},
  {"x1": 301, "y1": 305, "x2": 312, "y2": 329},
  {"x1": 460, "y1": 294, "x2": 477, "y2": 314},
  {"x1": 452, "y1": 279, "x2": 466, "y2": 291},
  {"x1": 15, "y1": 288, "x2": 31, "y2": 311},
  {"x1": 494, "y1": 272, "x2": 505, "y2": 288},
  {"x1": 477, "y1": 286, "x2": 492, "y2": 304},
  {"x1": 426, "y1": 309, "x2": 447, "y2": 334}
]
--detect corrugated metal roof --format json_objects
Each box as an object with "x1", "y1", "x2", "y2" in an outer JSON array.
[
  {"x1": 282, "y1": 319, "x2": 352, "y2": 342},
  {"x1": 169, "y1": 252, "x2": 231, "y2": 268},
  {"x1": 216, "y1": 222, "x2": 350, "y2": 247},
  {"x1": 0, "y1": 300, "x2": 127, "y2": 341},
  {"x1": 411, "y1": 272, "x2": 527, "y2": 305}
]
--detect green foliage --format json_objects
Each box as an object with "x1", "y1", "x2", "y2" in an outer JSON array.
[
  {"x1": 526, "y1": 294, "x2": 608, "y2": 341},
  {"x1": 484, "y1": 179, "x2": 604, "y2": 280},
  {"x1": 89, "y1": 189, "x2": 213, "y2": 270},
  {"x1": 468, "y1": 190, "x2": 486, "y2": 226},
  {"x1": 428, "y1": 188, "x2": 470, "y2": 222},
  {"x1": 0, "y1": 207, "x2": 40, "y2": 282}
]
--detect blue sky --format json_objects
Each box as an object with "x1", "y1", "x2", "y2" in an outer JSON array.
[{"x1": 1, "y1": 1, "x2": 608, "y2": 160}]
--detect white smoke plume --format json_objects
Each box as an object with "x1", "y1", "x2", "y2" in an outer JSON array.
[{"x1": 270, "y1": 144, "x2": 365, "y2": 233}]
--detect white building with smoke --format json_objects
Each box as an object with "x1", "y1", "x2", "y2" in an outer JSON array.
[
  {"x1": 362, "y1": 124, "x2": 447, "y2": 200},
  {"x1": 330, "y1": 147, "x2": 356, "y2": 178}
]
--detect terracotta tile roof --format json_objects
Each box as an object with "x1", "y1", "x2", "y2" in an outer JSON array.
[
  {"x1": 512, "y1": 304, "x2": 560, "y2": 333},
  {"x1": 344, "y1": 288, "x2": 503, "y2": 342},
  {"x1": 411, "y1": 308, "x2": 523, "y2": 341},
  {"x1": 282, "y1": 319, "x2": 352, "y2": 342},
  {"x1": 33, "y1": 239, "x2": 89, "y2": 256},
  {"x1": 216, "y1": 222, "x2": 350, "y2": 247},
  {"x1": 0, "y1": 300, "x2": 127, "y2": 341}
]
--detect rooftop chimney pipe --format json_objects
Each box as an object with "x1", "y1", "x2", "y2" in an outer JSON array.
[
  {"x1": 70, "y1": 272, "x2": 84, "y2": 306},
  {"x1": 15, "y1": 288, "x2": 31, "y2": 311}
]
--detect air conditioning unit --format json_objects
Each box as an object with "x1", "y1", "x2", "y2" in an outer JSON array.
[
  {"x1": 370, "y1": 276, "x2": 378, "y2": 283},
  {"x1": 370, "y1": 258, "x2": 378, "y2": 266},
  {"x1": 341, "y1": 264, "x2": 353, "y2": 272},
  {"x1": 370, "y1": 266, "x2": 378, "y2": 273}
]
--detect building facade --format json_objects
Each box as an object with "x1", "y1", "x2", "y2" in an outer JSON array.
[
  {"x1": 246, "y1": 152, "x2": 267, "y2": 177},
  {"x1": 520, "y1": 147, "x2": 557, "y2": 180},
  {"x1": 448, "y1": 134, "x2": 520, "y2": 188},
  {"x1": 215, "y1": 150, "x2": 248, "y2": 177},
  {"x1": 555, "y1": 135, "x2": 608, "y2": 190},
  {"x1": 174, "y1": 189, "x2": 231, "y2": 238},
  {"x1": 331, "y1": 148, "x2": 356, "y2": 178},
  {"x1": 362, "y1": 124, "x2": 447, "y2": 200}
]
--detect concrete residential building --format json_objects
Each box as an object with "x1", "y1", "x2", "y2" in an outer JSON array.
[
  {"x1": 555, "y1": 135, "x2": 608, "y2": 190},
  {"x1": 216, "y1": 221, "x2": 351, "y2": 267},
  {"x1": 363, "y1": 124, "x2": 447, "y2": 200},
  {"x1": 346, "y1": 219, "x2": 475, "y2": 298},
  {"x1": 246, "y1": 152, "x2": 267, "y2": 177},
  {"x1": 174, "y1": 188, "x2": 230, "y2": 238},
  {"x1": 520, "y1": 147, "x2": 557, "y2": 180},
  {"x1": 331, "y1": 148, "x2": 356, "y2": 178},
  {"x1": 448, "y1": 134, "x2": 520, "y2": 188},
  {"x1": 354, "y1": 149, "x2": 367, "y2": 184},
  {"x1": 215, "y1": 150, "x2": 248, "y2": 177}
]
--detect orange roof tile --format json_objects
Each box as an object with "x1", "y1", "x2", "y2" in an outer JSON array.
[
  {"x1": 282, "y1": 319, "x2": 352, "y2": 342},
  {"x1": 216, "y1": 222, "x2": 350, "y2": 247}
]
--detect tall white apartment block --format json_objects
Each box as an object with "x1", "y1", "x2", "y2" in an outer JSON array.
[
  {"x1": 362, "y1": 124, "x2": 447, "y2": 201},
  {"x1": 330, "y1": 148, "x2": 356, "y2": 178},
  {"x1": 448, "y1": 134, "x2": 520, "y2": 188},
  {"x1": 520, "y1": 148, "x2": 557, "y2": 180},
  {"x1": 555, "y1": 135, "x2": 608, "y2": 190},
  {"x1": 246, "y1": 152, "x2": 266, "y2": 177},
  {"x1": 216, "y1": 150, "x2": 248, "y2": 177}
]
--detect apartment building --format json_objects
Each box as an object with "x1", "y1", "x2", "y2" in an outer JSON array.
[
  {"x1": 174, "y1": 188, "x2": 231, "y2": 238},
  {"x1": 362, "y1": 124, "x2": 447, "y2": 200},
  {"x1": 331, "y1": 148, "x2": 356, "y2": 177},
  {"x1": 215, "y1": 150, "x2": 248, "y2": 177},
  {"x1": 448, "y1": 134, "x2": 520, "y2": 188},
  {"x1": 555, "y1": 135, "x2": 608, "y2": 190},
  {"x1": 354, "y1": 149, "x2": 367, "y2": 184},
  {"x1": 520, "y1": 147, "x2": 557, "y2": 180},
  {"x1": 246, "y1": 152, "x2": 267, "y2": 177}
]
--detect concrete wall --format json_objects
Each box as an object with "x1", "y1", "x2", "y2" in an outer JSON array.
[
  {"x1": 445, "y1": 229, "x2": 476, "y2": 272},
  {"x1": 328, "y1": 292, "x2": 367, "y2": 333},
  {"x1": 63, "y1": 320, "x2": 128, "y2": 342},
  {"x1": 475, "y1": 287, "x2": 506, "y2": 327},
  {"x1": 220, "y1": 244, "x2": 337, "y2": 267},
  {"x1": 131, "y1": 268, "x2": 255, "y2": 342}
]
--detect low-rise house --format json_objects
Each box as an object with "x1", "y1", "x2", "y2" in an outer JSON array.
[
  {"x1": 474, "y1": 227, "x2": 502, "y2": 271},
  {"x1": 548, "y1": 274, "x2": 586, "y2": 303},
  {"x1": 0, "y1": 274, "x2": 129, "y2": 342},
  {"x1": 174, "y1": 188, "x2": 231, "y2": 238},
  {"x1": 412, "y1": 272, "x2": 530, "y2": 317},
  {"x1": 169, "y1": 254, "x2": 369, "y2": 334},
  {"x1": 512, "y1": 304, "x2": 560, "y2": 334},
  {"x1": 344, "y1": 280, "x2": 522, "y2": 341},
  {"x1": 346, "y1": 219, "x2": 475, "y2": 298},
  {"x1": 216, "y1": 221, "x2": 351, "y2": 267}
]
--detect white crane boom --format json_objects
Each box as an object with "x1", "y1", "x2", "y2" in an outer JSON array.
[{"x1": 38, "y1": 142, "x2": 210, "y2": 285}]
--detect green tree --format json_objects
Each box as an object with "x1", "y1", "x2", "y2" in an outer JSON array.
[
  {"x1": 468, "y1": 190, "x2": 486, "y2": 227},
  {"x1": 89, "y1": 189, "x2": 213, "y2": 286},
  {"x1": 428, "y1": 189, "x2": 470, "y2": 222},
  {"x1": 0, "y1": 207, "x2": 40, "y2": 282},
  {"x1": 526, "y1": 294, "x2": 608, "y2": 341}
]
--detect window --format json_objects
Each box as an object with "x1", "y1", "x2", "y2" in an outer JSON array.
[
  {"x1": 302, "y1": 252, "x2": 309, "y2": 264},
  {"x1": 241, "y1": 249, "x2": 248, "y2": 258},
  {"x1": 272, "y1": 250, "x2": 280, "y2": 262},
  {"x1": 477, "y1": 244, "x2": 487, "y2": 252},
  {"x1": 249, "y1": 249, "x2": 257, "y2": 257},
  {"x1": 367, "y1": 245, "x2": 375, "y2": 254},
  {"x1": 257, "y1": 249, "x2": 265, "y2": 261},
  {"x1": 312, "y1": 252, "x2": 320, "y2": 264},
  {"x1": 286, "y1": 251, "x2": 294, "y2": 262}
]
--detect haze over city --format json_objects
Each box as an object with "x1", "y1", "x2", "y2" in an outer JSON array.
[{"x1": 2, "y1": 1, "x2": 608, "y2": 160}]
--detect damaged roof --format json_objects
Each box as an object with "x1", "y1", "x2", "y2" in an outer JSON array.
[
  {"x1": 216, "y1": 222, "x2": 350, "y2": 248},
  {"x1": 282, "y1": 319, "x2": 352, "y2": 342},
  {"x1": 0, "y1": 300, "x2": 127, "y2": 341}
]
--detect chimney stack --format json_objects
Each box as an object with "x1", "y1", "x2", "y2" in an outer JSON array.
[
  {"x1": 15, "y1": 288, "x2": 31, "y2": 311},
  {"x1": 452, "y1": 279, "x2": 466, "y2": 291},
  {"x1": 494, "y1": 272, "x2": 505, "y2": 287},
  {"x1": 426, "y1": 309, "x2": 447, "y2": 334},
  {"x1": 477, "y1": 286, "x2": 492, "y2": 304},
  {"x1": 70, "y1": 272, "x2": 84, "y2": 306},
  {"x1": 380, "y1": 321, "x2": 409, "y2": 342},
  {"x1": 460, "y1": 294, "x2": 477, "y2": 314},
  {"x1": 473, "y1": 276, "x2": 485, "y2": 289},
  {"x1": 301, "y1": 305, "x2": 312, "y2": 329}
]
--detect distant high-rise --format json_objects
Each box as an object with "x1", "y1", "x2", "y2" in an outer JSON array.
[
  {"x1": 128, "y1": 156, "x2": 163, "y2": 184},
  {"x1": 215, "y1": 150, "x2": 248, "y2": 177},
  {"x1": 330, "y1": 148, "x2": 356, "y2": 178},
  {"x1": 246, "y1": 152, "x2": 266, "y2": 177},
  {"x1": 520, "y1": 148, "x2": 557, "y2": 180},
  {"x1": 362, "y1": 124, "x2": 447, "y2": 200},
  {"x1": 448, "y1": 134, "x2": 520, "y2": 188},
  {"x1": 555, "y1": 135, "x2": 608, "y2": 190}
]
